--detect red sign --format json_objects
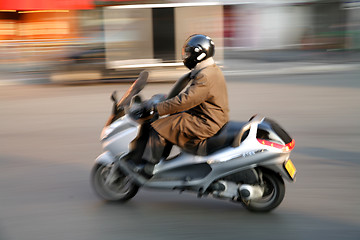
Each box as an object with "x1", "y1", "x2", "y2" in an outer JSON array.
[{"x1": 0, "y1": 0, "x2": 93, "y2": 10}]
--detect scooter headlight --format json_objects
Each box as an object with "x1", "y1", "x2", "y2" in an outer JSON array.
[{"x1": 100, "y1": 126, "x2": 113, "y2": 141}]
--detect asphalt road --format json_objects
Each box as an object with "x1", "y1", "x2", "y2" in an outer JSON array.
[{"x1": 1, "y1": 70, "x2": 360, "y2": 240}]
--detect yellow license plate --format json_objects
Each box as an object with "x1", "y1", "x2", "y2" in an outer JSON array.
[{"x1": 285, "y1": 159, "x2": 296, "y2": 179}]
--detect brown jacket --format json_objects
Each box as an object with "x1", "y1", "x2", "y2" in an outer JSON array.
[{"x1": 151, "y1": 61, "x2": 229, "y2": 151}]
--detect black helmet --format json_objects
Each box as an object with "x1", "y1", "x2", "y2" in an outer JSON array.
[{"x1": 182, "y1": 34, "x2": 215, "y2": 70}]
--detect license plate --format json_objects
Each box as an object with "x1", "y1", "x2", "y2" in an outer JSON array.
[{"x1": 285, "y1": 159, "x2": 296, "y2": 179}]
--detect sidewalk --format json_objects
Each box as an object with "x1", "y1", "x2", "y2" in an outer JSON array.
[
  {"x1": 225, "y1": 49, "x2": 360, "y2": 64},
  {"x1": 222, "y1": 59, "x2": 360, "y2": 77},
  {"x1": 222, "y1": 48, "x2": 360, "y2": 76},
  {"x1": 1, "y1": 49, "x2": 359, "y2": 86}
]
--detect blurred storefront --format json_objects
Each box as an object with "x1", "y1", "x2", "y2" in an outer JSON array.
[
  {"x1": 0, "y1": 11, "x2": 79, "y2": 41},
  {"x1": 103, "y1": 2, "x2": 224, "y2": 70},
  {"x1": 302, "y1": 0, "x2": 347, "y2": 50},
  {"x1": 223, "y1": 0, "x2": 352, "y2": 51},
  {"x1": 0, "y1": 0, "x2": 93, "y2": 74},
  {"x1": 1, "y1": 0, "x2": 358, "y2": 83},
  {"x1": 0, "y1": 0, "x2": 93, "y2": 40},
  {"x1": 343, "y1": 0, "x2": 360, "y2": 49},
  {"x1": 52, "y1": 2, "x2": 224, "y2": 83},
  {"x1": 0, "y1": 0, "x2": 139, "y2": 76}
]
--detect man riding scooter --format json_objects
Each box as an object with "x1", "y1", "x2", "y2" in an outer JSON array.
[
  {"x1": 126, "y1": 34, "x2": 230, "y2": 172},
  {"x1": 92, "y1": 34, "x2": 296, "y2": 212}
]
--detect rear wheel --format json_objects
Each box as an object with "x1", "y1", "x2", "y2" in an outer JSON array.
[
  {"x1": 240, "y1": 170, "x2": 285, "y2": 212},
  {"x1": 91, "y1": 163, "x2": 139, "y2": 202}
]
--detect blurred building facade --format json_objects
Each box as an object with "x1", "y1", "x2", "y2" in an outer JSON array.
[
  {"x1": 223, "y1": 0, "x2": 357, "y2": 51},
  {"x1": 103, "y1": 2, "x2": 224, "y2": 70},
  {"x1": 343, "y1": 0, "x2": 360, "y2": 49},
  {"x1": 0, "y1": 0, "x2": 94, "y2": 74},
  {"x1": 0, "y1": 0, "x2": 359, "y2": 82}
]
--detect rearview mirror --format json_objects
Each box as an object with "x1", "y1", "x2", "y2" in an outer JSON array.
[{"x1": 111, "y1": 91, "x2": 118, "y2": 103}]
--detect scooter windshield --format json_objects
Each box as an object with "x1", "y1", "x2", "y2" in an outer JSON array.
[{"x1": 117, "y1": 71, "x2": 149, "y2": 107}]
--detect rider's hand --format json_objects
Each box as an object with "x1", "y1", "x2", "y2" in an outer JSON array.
[{"x1": 131, "y1": 101, "x2": 157, "y2": 120}]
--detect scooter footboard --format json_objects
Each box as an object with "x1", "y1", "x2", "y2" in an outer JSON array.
[{"x1": 144, "y1": 157, "x2": 262, "y2": 193}]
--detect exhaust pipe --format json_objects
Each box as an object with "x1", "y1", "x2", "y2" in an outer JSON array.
[{"x1": 239, "y1": 184, "x2": 264, "y2": 201}]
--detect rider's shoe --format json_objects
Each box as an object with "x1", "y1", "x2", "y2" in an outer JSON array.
[
  {"x1": 128, "y1": 161, "x2": 153, "y2": 179},
  {"x1": 123, "y1": 158, "x2": 146, "y2": 173},
  {"x1": 117, "y1": 153, "x2": 153, "y2": 178},
  {"x1": 124, "y1": 158, "x2": 154, "y2": 178},
  {"x1": 143, "y1": 163, "x2": 154, "y2": 176}
]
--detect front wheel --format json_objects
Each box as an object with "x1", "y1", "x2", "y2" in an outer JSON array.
[
  {"x1": 240, "y1": 170, "x2": 285, "y2": 212},
  {"x1": 91, "y1": 163, "x2": 139, "y2": 202}
]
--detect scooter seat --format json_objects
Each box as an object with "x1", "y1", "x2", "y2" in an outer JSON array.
[{"x1": 194, "y1": 121, "x2": 248, "y2": 156}]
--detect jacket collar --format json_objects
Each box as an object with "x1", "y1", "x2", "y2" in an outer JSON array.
[
  {"x1": 190, "y1": 57, "x2": 215, "y2": 79},
  {"x1": 194, "y1": 57, "x2": 215, "y2": 71}
]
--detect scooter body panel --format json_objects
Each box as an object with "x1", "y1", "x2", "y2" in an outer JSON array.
[
  {"x1": 95, "y1": 151, "x2": 116, "y2": 165},
  {"x1": 96, "y1": 112, "x2": 295, "y2": 192},
  {"x1": 101, "y1": 115, "x2": 139, "y2": 158}
]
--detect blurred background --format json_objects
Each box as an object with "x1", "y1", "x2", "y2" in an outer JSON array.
[
  {"x1": 0, "y1": 0, "x2": 359, "y2": 84},
  {"x1": 1, "y1": 1, "x2": 360, "y2": 240}
]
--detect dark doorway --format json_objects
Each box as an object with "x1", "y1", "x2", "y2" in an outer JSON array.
[{"x1": 152, "y1": 8, "x2": 175, "y2": 61}]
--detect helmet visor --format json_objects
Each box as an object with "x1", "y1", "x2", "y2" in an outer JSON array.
[{"x1": 182, "y1": 47, "x2": 192, "y2": 61}]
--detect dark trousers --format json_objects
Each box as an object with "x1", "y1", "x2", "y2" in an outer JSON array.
[{"x1": 129, "y1": 123, "x2": 171, "y2": 165}]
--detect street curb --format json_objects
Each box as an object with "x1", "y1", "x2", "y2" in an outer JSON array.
[
  {"x1": 1, "y1": 63, "x2": 359, "y2": 86},
  {"x1": 0, "y1": 77, "x2": 49, "y2": 86},
  {"x1": 223, "y1": 63, "x2": 360, "y2": 77}
]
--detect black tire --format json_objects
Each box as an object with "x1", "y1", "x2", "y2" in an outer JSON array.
[
  {"x1": 91, "y1": 163, "x2": 139, "y2": 202},
  {"x1": 240, "y1": 170, "x2": 285, "y2": 212}
]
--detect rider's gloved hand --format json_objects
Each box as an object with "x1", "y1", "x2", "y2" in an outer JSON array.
[{"x1": 131, "y1": 101, "x2": 157, "y2": 120}]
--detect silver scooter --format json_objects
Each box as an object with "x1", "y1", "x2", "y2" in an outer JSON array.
[{"x1": 91, "y1": 71, "x2": 297, "y2": 212}]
